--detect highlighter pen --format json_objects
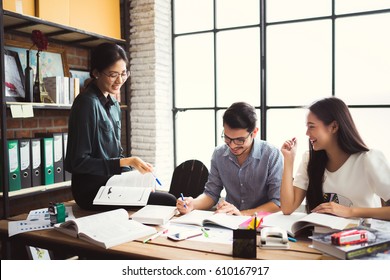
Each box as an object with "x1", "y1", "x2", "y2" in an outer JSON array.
[
  {"x1": 180, "y1": 193, "x2": 187, "y2": 208},
  {"x1": 288, "y1": 237, "x2": 297, "y2": 242},
  {"x1": 152, "y1": 173, "x2": 162, "y2": 187},
  {"x1": 201, "y1": 227, "x2": 209, "y2": 238}
]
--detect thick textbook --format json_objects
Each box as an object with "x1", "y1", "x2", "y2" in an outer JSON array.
[
  {"x1": 261, "y1": 211, "x2": 359, "y2": 237},
  {"x1": 54, "y1": 208, "x2": 156, "y2": 249},
  {"x1": 131, "y1": 205, "x2": 177, "y2": 225},
  {"x1": 171, "y1": 210, "x2": 251, "y2": 230},
  {"x1": 93, "y1": 171, "x2": 155, "y2": 206},
  {"x1": 311, "y1": 226, "x2": 390, "y2": 259}
]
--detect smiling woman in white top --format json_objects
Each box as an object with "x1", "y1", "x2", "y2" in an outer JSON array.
[{"x1": 280, "y1": 97, "x2": 390, "y2": 220}]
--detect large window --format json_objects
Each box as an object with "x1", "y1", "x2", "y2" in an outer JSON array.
[{"x1": 173, "y1": 0, "x2": 390, "y2": 169}]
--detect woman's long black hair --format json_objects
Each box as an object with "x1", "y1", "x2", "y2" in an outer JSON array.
[{"x1": 306, "y1": 97, "x2": 369, "y2": 212}]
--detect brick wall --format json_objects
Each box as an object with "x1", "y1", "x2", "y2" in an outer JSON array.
[{"x1": 129, "y1": 0, "x2": 174, "y2": 190}]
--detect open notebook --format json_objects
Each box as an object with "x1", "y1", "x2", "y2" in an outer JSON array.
[
  {"x1": 93, "y1": 171, "x2": 155, "y2": 206},
  {"x1": 171, "y1": 210, "x2": 251, "y2": 230}
]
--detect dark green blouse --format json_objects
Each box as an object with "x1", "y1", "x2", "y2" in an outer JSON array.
[{"x1": 65, "y1": 82, "x2": 127, "y2": 177}]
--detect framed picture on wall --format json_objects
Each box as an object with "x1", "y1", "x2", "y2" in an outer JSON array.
[
  {"x1": 5, "y1": 39, "x2": 70, "y2": 78},
  {"x1": 4, "y1": 49, "x2": 25, "y2": 102},
  {"x1": 69, "y1": 69, "x2": 91, "y2": 91}
]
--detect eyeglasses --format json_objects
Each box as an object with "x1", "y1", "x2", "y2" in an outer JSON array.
[
  {"x1": 221, "y1": 131, "x2": 253, "y2": 145},
  {"x1": 102, "y1": 70, "x2": 130, "y2": 81}
]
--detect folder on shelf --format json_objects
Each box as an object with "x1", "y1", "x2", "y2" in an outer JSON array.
[
  {"x1": 30, "y1": 138, "x2": 42, "y2": 187},
  {"x1": 7, "y1": 139, "x2": 21, "y2": 191},
  {"x1": 36, "y1": 133, "x2": 64, "y2": 183},
  {"x1": 62, "y1": 132, "x2": 72, "y2": 181},
  {"x1": 52, "y1": 133, "x2": 64, "y2": 183},
  {"x1": 19, "y1": 138, "x2": 32, "y2": 189},
  {"x1": 41, "y1": 137, "x2": 54, "y2": 185}
]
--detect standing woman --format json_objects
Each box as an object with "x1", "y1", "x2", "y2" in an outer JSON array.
[
  {"x1": 281, "y1": 97, "x2": 390, "y2": 220},
  {"x1": 65, "y1": 42, "x2": 176, "y2": 210}
]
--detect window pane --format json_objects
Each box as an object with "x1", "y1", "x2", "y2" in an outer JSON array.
[
  {"x1": 174, "y1": 0, "x2": 213, "y2": 33},
  {"x1": 267, "y1": 109, "x2": 308, "y2": 174},
  {"x1": 216, "y1": 0, "x2": 259, "y2": 28},
  {"x1": 336, "y1": 0, "x2": 390, "y2": 14},
  {"x1": 267, "y1": 20, "x2": 332, "y2": 106},
  {"x1": 216, "y1": 28, "x2": 261, "y2": 107},
  {"x1": 335, "y1": 14, "x2": 390, "y2": 104},
  {"x1": 175, "y1": 33, "x2": 214, "y2": 108},
  {"x1": 350, "y1": 108, "x2": 390, "y2": 162},
  {"x1": 175, "y1": 110, "x2": 216, "y2": 168},
  {"x1": 267, "y1": 0, "x2": 331, "y2": 22}
]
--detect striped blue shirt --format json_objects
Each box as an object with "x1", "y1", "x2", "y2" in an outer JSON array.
[{"x1": 204, "y1": 138, "x2": 283, "y2": 210}]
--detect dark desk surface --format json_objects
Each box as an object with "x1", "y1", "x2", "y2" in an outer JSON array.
[{"x1": 0, "y1": 201, "x2": 332, "y2": 260}]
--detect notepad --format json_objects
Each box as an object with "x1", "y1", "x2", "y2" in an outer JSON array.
[{"x1": 93, "y1": 171, "x2": 155, "y2": 206}]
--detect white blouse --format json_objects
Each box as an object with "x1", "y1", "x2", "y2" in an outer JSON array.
[{"x1": 293, "y1": 149, "x2": 390, "y2": 208}]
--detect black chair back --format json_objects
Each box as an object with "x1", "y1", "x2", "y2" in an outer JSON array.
[{"x1": 169, "y1": 159, "x2": 209, "y2": 199}]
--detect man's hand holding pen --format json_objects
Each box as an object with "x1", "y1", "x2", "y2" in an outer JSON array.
[{"x1": 176, "y1": 195, "x2": 194, "y2": 214}]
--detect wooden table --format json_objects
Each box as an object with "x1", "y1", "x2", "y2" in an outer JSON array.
[{"x1": 0, "y1": 202, "x2": 332, "y2": 260}]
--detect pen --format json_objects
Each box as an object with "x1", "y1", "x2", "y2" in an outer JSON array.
[
  {"x1": 143, "y1": 229, "x2": 168, "y2": 243},
  {"x1": 152, "y1": 173, "x2": 162, "y2": 187},
  {"x1": 288, "y1": 237, "x2": 297, "y2": 242},
  {"x1": 180, "y1": 193, "x2": 187, "y2": 209},
  {"x1": 254, "y1": 212, "x2": 257, "y2": 231}
]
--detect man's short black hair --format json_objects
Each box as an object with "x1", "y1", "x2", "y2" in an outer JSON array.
[{"x1": 223, "y1": 102, "x2": 257, "y2": 132}]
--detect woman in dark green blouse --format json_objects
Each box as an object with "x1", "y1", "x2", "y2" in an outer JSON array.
[{"x1": 65, "y1": 43, "x2": 176, "y2": 210}]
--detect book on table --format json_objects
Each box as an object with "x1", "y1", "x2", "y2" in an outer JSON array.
[
  {"x1": 54, "y1": 208, "x2": 156, "y2": 249},
  {"x1": 131, "y1": 205, "x2": 178, "y2": 225},
  {"x1": 261, "y1": 211, "x2": 359, "y2": 237},
  {"x1": 310, "y1": 226, "x2": 390, "y2": 259},
  {"x1": 170, "y1": 209, "x2": 251, "y2": 230},
  {"x1": 93, "y1": 171, "x2": 156, "y2": 206}
]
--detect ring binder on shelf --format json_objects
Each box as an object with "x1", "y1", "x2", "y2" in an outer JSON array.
[
  {"x1": 7, "y1": 139, "x2": 21, "y2": 191},
  {"x1": 30, "y1": 138, "x2": 42, "y2": 187},
  {"x1": 19, "y1": 138, "x2": 32, "y2": 189}
]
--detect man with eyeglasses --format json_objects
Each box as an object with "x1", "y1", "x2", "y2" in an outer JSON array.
[{"x1": 177, "y1": 102, "x2": 283, "y2": 216}]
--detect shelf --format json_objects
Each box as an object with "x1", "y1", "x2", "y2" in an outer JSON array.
[
  {"x1": 6, "y1": 101, "x2": 72, "y2": 110},
  {"x1": 6, "y1": 102, "x2": 128, "y2": 110},
  {"x1": 3, "y1": 10, "x2": 125, "y2": 48},
  {"x1": 0, "y1": 181, "x2": 71, "y2": 199}
]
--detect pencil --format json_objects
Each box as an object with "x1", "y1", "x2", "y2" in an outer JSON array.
[{"x1": 143, "y1": 229, "x2": 168, "y2": 243}]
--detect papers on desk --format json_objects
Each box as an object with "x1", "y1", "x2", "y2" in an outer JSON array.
[{"x1": 8, "y1": 207, "x2": 74, "y2": 237}]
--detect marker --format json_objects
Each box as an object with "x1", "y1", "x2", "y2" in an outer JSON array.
[
  {"x1": 152, "y1": 173, "x2": 162, "y2": 187},
  {"x1": 143, "y1": 229, "x2": 168, "y2": 243},
  {"x1": 180, "y1": 193, "x2": 187, "y2": 209},
  {"x1": 201, "y1": 227, "x2": 209, "y2": 238},
  {"x1": 288, "y1": 237, "x2": 297, "y2": 242}
]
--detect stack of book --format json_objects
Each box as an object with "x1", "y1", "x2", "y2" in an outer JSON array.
[
  {"x1": 310, "y1": 226, "x2": 390, "y2": 259},
  {"x1": 43, "y1": 76, "x2": 80, "y2": 105}
]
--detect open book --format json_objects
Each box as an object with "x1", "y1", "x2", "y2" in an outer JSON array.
[
  {"x1": 261, "y1": 211, "x2": 359, "y2": 237},
  {"x1": 93, "y1": 171, "x2": 155, "y2": 206},
  {"x1": 54, "y1": 208, "x2": 156, "y2": 249},
  {"x1": 170, "y1": 210, "x2": 251, "y2": 230}
]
